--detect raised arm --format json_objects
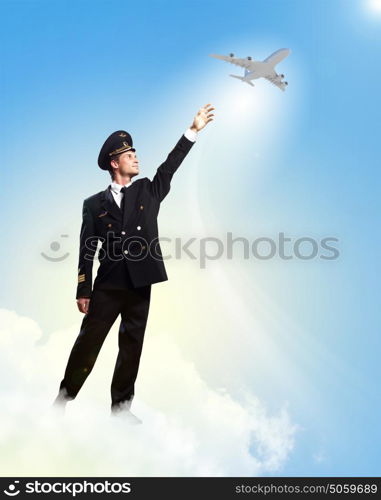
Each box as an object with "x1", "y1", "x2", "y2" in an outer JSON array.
[{"x1": 150, "y1": 104, "x2": 214, "y2": 202}]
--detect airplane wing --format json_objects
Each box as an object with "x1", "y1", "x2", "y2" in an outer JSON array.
[
  {"x1": 263, "y1": 48, "x2": 291, "y2": 65},
  {"x1": 209, "y1": 54, "x2": 255, "y2": 70},
  {"x1": 264, "y1": 70, "x2": 287, "y2": 92}
]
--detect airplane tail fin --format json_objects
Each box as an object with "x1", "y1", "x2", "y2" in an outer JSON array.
[{"x1": 229, "y1": 74, "x2": 254, "y2": 87}]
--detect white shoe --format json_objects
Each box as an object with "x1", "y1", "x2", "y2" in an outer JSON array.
[
  {"x1": 111, "y1": 403, "x2": 142, "y2": 425},
  {"x1": 120, "y1": 410, "x2": 142, "y2": 425},
  {"x1": 52, "y1": 388, "x2": 70, "y2": 415}
]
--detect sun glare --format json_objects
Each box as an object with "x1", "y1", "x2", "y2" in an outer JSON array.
[{"x1": 369, "y1": 0, "x2": 381, "y2": 12}]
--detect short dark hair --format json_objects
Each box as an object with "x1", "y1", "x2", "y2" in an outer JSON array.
[{"x1": 108, "y1": 153, "x2": 122, "y2": 180}]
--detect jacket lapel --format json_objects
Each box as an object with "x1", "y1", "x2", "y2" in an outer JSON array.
[
  {"x1": 100, "y1": 186, "x2": 122, "y2": 221},
  {"x1": 100, "y1": 182, "x2": 141, "y2": 226},
  {"x1": 122, "y1": 182, "x2": 140, "y2": 227}
]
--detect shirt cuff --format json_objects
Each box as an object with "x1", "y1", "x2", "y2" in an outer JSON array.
[{"x1": 184, "y1": 128, "x2": 197, "y2": 142}]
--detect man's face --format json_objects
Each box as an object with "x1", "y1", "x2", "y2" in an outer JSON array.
[{"x1": 112, "y1": 150, "x2": 139, "y2": 178}]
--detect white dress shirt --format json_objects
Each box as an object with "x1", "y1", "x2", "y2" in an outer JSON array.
[
  {"x1": 110, "y1": 128, "x2": 197, "y2": 208},
  {"x1": 110, "y1": 181, "x2": 132, "y2": 208}
]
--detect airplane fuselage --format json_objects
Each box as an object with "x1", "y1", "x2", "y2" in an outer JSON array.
[{"x1": 245, "y1": 62, "x2": 275, "y2": 80}]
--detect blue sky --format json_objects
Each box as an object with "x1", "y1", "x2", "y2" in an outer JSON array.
[{"x1": 1, "y1": 0, "x2": 380, "y2": 476}]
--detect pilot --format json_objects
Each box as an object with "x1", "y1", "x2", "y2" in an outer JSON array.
[{"x1": 53, "y1": 104, "x2": 214, "y2": 423}]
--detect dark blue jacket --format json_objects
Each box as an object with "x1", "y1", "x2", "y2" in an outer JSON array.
[{"x1": 76, "y1": 134, "x2": 194, "y2": 299}]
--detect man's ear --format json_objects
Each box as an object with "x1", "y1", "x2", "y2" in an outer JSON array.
[{"x1": 110, "y1": 159, "x2": 118, "y2": 170}]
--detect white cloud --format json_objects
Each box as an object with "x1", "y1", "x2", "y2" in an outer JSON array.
[{"x1": 0, "y1": 308, "x2": 296, "y2": 476}]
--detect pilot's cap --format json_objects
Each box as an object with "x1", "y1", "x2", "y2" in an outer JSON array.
[{"x1": 98, "y1": 130, "x2": 136, "y2": 170}]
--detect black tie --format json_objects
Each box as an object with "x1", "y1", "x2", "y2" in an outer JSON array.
[{"x1": 120, "y1": 186, "x2": 127, "y2": 212}]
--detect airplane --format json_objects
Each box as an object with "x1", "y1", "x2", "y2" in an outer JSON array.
[{"x1": 209, "y1": 48, "x2": 291, "y2": 91}]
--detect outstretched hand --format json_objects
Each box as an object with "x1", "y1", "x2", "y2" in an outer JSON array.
[{"x1": 190, "y1": 103, "x2": 215, "y2": 132}]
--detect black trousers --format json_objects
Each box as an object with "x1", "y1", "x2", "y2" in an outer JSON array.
[{"x1": 59, "y1": 285, "x2": 151, "y2": 408}]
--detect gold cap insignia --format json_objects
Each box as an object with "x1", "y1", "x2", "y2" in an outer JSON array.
[
  {"x1": 109, "y1": 142, "x2": 132, "y2": 156},
  {"x1": 119, "y1": 133, "x2": 127, "y2": 137}
]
